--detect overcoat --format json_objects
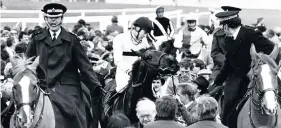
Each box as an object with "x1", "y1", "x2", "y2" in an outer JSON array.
[
  {"x1": 213, "y1": 25, "x2": 274, "y2": 127},
  {"x1": 25, "y1": 27, "x2": 102, "y2": 128}
]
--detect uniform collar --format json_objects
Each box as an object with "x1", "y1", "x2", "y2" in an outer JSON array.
[
  {"x1": 49, "y1": 28, "x2": 61, "y2": 39},
  {"x1": 37, "y1": 27, "x2": 71, "y2": 42},
  {"x1": 232, "y1": 26, "x2": 241, "y2": 40}
]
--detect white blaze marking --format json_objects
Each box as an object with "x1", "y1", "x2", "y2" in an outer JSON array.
[
  {"x1": 260, "y1": 64, "x2": 276, "y2": 110},
  {"x1": 19, "y1": 76, "x2": 32, "y2": 121},
  {"x1": 19, "y1": 76, "x2": 31, "y2": 103}
]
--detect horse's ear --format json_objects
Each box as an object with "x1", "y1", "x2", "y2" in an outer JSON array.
[
  {"x1": 29, "y1": 56, "x2": 40, "y2": 71},
  {"x1": 250, "y1": 43, "x2": 258, "y2": 61},
  {"x1": 269, "y1": 44, "x2": 279, "y2": 60},
  {"x1": 131, "y1": 49, "x2": 142, "y2": 57}
]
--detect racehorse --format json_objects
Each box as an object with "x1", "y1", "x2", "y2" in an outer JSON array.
[
  {"x1": 9, "y1": 55, "x2": 55, "y2": 128},
  {"x1": 101, "y1": 48, "x2": 179, "y2": 126},
  {"x1": 237, "y1": 44, "x2": 281, "y2": 128},
  {"x1": 158, "y1": 38, "x2": 177, "y2": 57}
]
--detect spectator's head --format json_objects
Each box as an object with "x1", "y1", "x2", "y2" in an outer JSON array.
[
  {"x1": 34, "y1": 25, "x2": 42, "y2": 31},
  {"x1": 152, "y1": 77, "x2": 165, "y2": 97},
  {"x1": 274, "y1": 26, "x2": 281, "y2": 37},
  {"x1": 95, "y1": 30, "x2": 102, "y2": 37},
  {"x1": 179, "y1": 58, "x2": 193, "y2": 82},
  {"x1": 136, "y1": 97, "x2": 156, "y2": 126},
  {"x1": 155, "y1": 6, "x2": 164, "y2": 18},
  {"x1": 192, "y1": 59, "x2": 206, "y2": 75},
  {"x1": 176, "y1": 83, "x2": 196, "y2": 105},
  {"x1": 15, "y1": 43, "x2": 28, "y2": 54},
  {"x1": 111, "y1": 15, "x2": 118, "y2": 23},
  {"x1": 73, "y1": 24, "x2": 83, "y2": 34},
  {"x1": 78, "y1": 19, "x2": 86, "y2": 26},
  {"x1": 1, "y1": 30, "x2": 10, "y2": 38},
  {"x1": 106, "y1": 113, "x2": 131, "y2": 128},
  {"x1": 3, "y1": 26, "x2": 11, "y2": 31},
  {"x1": 155, "y1": 96, "x2": 178, "y2": 120},
  {"x1": 192, "y1": 76, "x2": 209, "y2": 96},
  {"x1": 197, "y1": 69, "x2": 212, "y2": 81},
  {"x1": 196, "y1": 96, "x2": 219, "y2": 121},
  {"x1": 6, "y1": 37, "x2": 14, "y2": 47},
  {"x1": 1, "y1": 38, "x2": 7, "y2": 50},
  {"x1": 18, "y1": 31, "x2": 29, "y2": 43},
  {"x1": 1, "y1": 49, "x2": 10, "y2": 61},
  {"x1": 264, "y1": 29, "x2": 276, "y2": 39}
]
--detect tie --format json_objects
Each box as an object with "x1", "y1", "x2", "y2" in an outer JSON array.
[{"x1": 52, "y1": 32, "x2": 56, "y2": 42}]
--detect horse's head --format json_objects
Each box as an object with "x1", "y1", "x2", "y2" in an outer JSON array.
[
  {"x1": 11, "y1": 55, "x2": 40, "y2": 127},
  {"x1": 249, "y1": 44, "x2": 279, "y2": 115},
  {"x1": 131, "y1": 48, "x2": 179, "y2": 76},
  {"x1": 158, "y1": 38, "x2": 177, "y2": 56}
]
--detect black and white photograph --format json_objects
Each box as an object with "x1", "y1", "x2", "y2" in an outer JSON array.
[{"x1": 1, "y1": 0, "x2": 281, "y2": 128}]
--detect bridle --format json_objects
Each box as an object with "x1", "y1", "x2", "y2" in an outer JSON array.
[
  {"x1": 12, "y1": 69, "x2": 50, "y2": 128},
  {"x1": 248, "y1": 56, "x2": 279, "y2": 128}
]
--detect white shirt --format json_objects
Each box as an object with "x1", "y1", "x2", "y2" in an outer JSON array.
[
  {"x1": 174, "y1": 26, "x2": 209, "y2": 54},
  {"x1": 113, "y1": 31, "x2": 150, "y2": 92},
  {"x1": 49, "y1": 28, "x2": 61, "y2": 40},
  {"x1": 232, "y1": 26, "x2": 241, "y2": 40}
]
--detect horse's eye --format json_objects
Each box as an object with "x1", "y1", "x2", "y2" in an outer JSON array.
[{"x1": 145, "y1": 55, "x2": 152, "y2": 60}]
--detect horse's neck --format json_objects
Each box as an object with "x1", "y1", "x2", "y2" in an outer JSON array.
[{"x1": 250, "y1": 89, "x2": 277, "y2": 127}]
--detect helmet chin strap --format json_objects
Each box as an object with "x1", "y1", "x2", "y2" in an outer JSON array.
[{"x1": 44, "y1": 17, "x2": 62, "y2": 31}]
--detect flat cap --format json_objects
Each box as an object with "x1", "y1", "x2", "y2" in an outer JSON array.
[{"x1": 41, "y1": 3, "x2": 67, "y2": 17}]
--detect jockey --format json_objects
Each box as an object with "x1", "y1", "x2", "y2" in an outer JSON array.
[
  {"x1": 174, "y1": 13, "x2": 209, "y2": 61},
  {"x1": 150, "y1": 6, "x2": 175, "y2": 50},
  {"x1": 113, "y1": 17, "x2": 154, "y2": 93}
]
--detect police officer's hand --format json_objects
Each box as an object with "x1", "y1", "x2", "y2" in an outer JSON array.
[{"x1": 208, "y1": 84, "x2": 222, "y2": 96}]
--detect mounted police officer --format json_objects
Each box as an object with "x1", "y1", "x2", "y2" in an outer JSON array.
[
  {"x1": 208, "y1": 6, "x2": 275, "y2": 128},
  {"x1": 150, "y1": 6, "x2": 175, "y2": 49},
  {"x1": 25, "y1": 3, "x2": 105, "y2": 128}
]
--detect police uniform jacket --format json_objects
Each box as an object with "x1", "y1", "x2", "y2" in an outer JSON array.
[{"x1": 25, "y1": 27, "x2": 101, "y2": 92}]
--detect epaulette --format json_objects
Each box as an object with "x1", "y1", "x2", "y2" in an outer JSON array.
[
  {"x1": 245, "y1": 25, "x2": 259, "y2": 31},
  {"x1": 31, "y1": 28, "x2": 43, "y2": 37},
  {"x1": 213, "y1": 28, "x2": 225, "y2": 36}
]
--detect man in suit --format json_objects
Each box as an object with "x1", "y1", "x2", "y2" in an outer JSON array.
[
  {"x1": 25, "y1": 3, "x2": 105, "y2": 128},
  {"x1": 144, "y1": 96, "x2": 186, "y2": 128},
  {"x1": 208, "y1": 6, "x2": 275, "y2": 128}
]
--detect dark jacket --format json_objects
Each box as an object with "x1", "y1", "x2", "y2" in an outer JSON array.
[
  {"x1": 144, "y1": 120, "x2": 186, "y2": 128},
  {"x1": 25, "y1": 27, "x2": 102, "y2": 128},
  {"x1": 213, "y1": 25, "x2": 274, "y2": 127},
  {"x1": 25, "y1": 27, "x2": 101, "y2": 92},
  {"x1": 187, "y1": 120, "x2": 228, "y2": 128},
  {"x1": 211, "y1": 27, "x2": 227, "y2": 70},
  {"x1": 214, "y1": 25, "x2": 274, "y2": 86}
]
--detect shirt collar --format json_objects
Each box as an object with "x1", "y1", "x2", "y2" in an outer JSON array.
[
  {"x1": 232, "y1": 26, "x2": 241, "y2": 40},
  {"x1": 49, "y1": 28, "x2": 61, "y2": 39}
]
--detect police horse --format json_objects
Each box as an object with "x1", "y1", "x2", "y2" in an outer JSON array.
[
  {"x1": 237, "y1": 44, "x2": 281, "y2": 128},
  {"x1": 7, "y1": 55, "x2": 55, "y2": 128},
  {"x1": 101, "y1": 48, "x2": 179, "y2": 126}
]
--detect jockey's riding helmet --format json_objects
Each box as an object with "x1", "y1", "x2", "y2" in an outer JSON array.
[
  {"x1": 133, "y1": 17, "x2": 154, "y2": 33},
  {"x1": 156, "y1": 6, "x2": 164, "y2": 13},
  {"x1": 186, "y1": 13, "x2": 197, "y2": 22},
  {"x1": 41, "y1": 3, "x2": 67, "y2": 17}
]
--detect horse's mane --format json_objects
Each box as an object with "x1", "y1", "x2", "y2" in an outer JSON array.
[
  {"x1": 11, "y1": 54, "x2": 36, "y2": 77},
  {"x1": 128, "y1": 59, "x2": 142, "y2": 84}
]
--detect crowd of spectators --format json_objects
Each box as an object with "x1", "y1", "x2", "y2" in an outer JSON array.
[{"x1": 1, "y1": 14, "x2": 281, "y2": 128}]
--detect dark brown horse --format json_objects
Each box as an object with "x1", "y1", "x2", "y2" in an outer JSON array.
[
  {"x1": 101, "y1": 48, "x2": 179, "y2": 126},
  {"x1": 237, "y1": 44, "x2": 281, "y2": 128}
]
